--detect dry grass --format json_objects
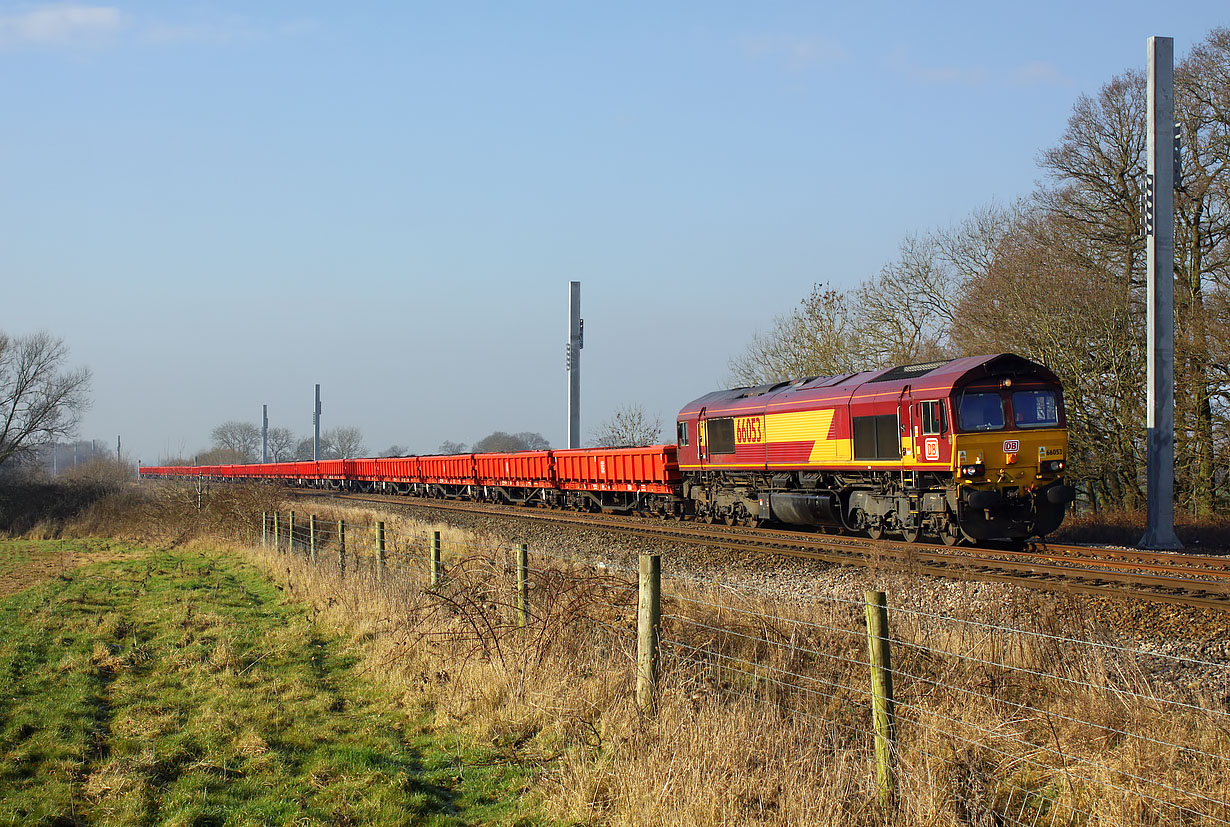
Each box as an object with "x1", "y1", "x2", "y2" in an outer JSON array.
[
  {"x1": 238, "y1": 519, "x2": 1230, "y2": 826},
  {"x1": 44, "y1": 486, "x2": 1230, "y2": 825},
  {"x1": 1057, "y1": 505, "x2": 1230, "y2": 552}
]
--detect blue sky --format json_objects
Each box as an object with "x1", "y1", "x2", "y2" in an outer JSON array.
[{"x1": 2, "y1": 2, "x2": 1226, "y2": 463}]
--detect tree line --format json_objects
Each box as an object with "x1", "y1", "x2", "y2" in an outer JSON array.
[{"x1": 729, "y1": 28, "x2": 1230, "y2": 516}]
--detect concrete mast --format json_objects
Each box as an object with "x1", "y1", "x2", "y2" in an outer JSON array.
[
  {"x1": 313, "y1": 384, "x2": 322, "y2": 461},
  {"x1": 567, "y1": 281, "x2": 582, "y2": 449},
  {"x1": 262, "y1": 404, "x2": 269, "y2": 464},
  {"x1": 1140, "y1": 36, "x2": 1182, "y2": 550}
]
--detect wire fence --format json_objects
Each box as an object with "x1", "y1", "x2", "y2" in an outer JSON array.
[{"x1": 258, "y1": 509, "x2": 1230, "y2": 825}]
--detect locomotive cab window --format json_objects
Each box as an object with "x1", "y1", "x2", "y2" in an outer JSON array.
[
  {"x1": 921, "y1": 400, "x2": 947, "y2": 435},
  {"x1": 677, "y1": 421, "x2": 689, "y2": 446},
  {"x1": 706, "y1": 417, "x2": 736, "y2": 454},
  {"x1": 1012, "y1": 390, "x2": 1060, "y2": 428},
  {"x1": 957, "y1": 392, "x2": 1005, "y2": 432}
]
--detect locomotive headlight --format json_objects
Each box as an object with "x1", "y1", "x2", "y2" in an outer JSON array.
[
  {"x1": 960, "y1": 463, "x2": 985, "y2": 478},
  {"x1": 1041, "y1": 459, "x2": 1065, "y2": 473}
]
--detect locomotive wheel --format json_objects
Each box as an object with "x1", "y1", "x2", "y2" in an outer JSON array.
[
  {"x1": 867, "y1": 523, "x2": 884, "y2": 541},
  {"x1": 901, "y1": 525, "x2": 920, "y2": 543},
  {"x1": 939, "y1": 521, "x2": 962, "y2": 546}
]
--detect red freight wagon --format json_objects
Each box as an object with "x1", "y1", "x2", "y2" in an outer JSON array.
[
  {"x1": 553, "y1": 445, "x2": 680, "y2": 494},
  {"x1": 349, "y1": 458, "x2": 381, "y2": 480},
  {"x1": 290, "y1": 461, "x2": 318, "y2": 480},
  {"x1": 474, "y1": 452, "x2": 554, "y2": 489},
  {"x1": 317, "y1": 459, "x2": 346, "y2": 480},
  {"x1": 419, "y1": 454, "x2": 476, "y2": 486},
  {"x1": 374, "y1": 456, "x2": 420, "y2": 483}
]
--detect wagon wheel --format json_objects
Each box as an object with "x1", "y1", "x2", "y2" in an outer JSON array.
[
  {"x1": 724, "y1": 515, "x2": 737, "y2": 526},
  {"x1": 901, "y1": 524, "x2": 921, "y2": 543},
  {"x1": 866, "y1": 522, "x2": 885, "y2": 541}
]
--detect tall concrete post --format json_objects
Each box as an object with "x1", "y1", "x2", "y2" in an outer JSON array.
[
  {"x1": 313, "y1": 384, "x2": 322, "y2": 462},
  {"x1": 567, "y1": 281, "x2": 582, "y2": 449},
  {"x1": 117, "y1": 436, "x2": 121, "y2": 463},
  {"x1": 262, "y1": 404, "x2": 269, "y2": 464},
  {"x1": 1140, "y1": 36, "x2": 1183, "y2": 550}
]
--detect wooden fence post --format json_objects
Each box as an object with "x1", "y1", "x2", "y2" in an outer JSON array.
[
  {"x1": 273, "y1": 513, "x2": 280, "y2": 552},
  {"x1": 337, "y1": 519, "x2": 346, "y2": 577},
  {"x1": 262, "y1": 512, "x2": 267, "y2": 547},
  {"x1": 516, "y1": 542, "x2": 529, "y2": 626},
  {"x1": 377, "y1": 521, "x2": 387, "y2": 581},
  {"x1": 309, "y1": 514, "x2": 317, "y2": 564},
  {"x1": 865, "y1": 590, "x2": 897, "y2": 810},
  {"x1": 637, "y1": 553, "x2": 661, "y2": 714},
  {"x1": 288, "y1": 511, "x2": 296, "y2": 554},
  {"x1": 430, "y1": 531, "x2": 442, "y2": 587}
]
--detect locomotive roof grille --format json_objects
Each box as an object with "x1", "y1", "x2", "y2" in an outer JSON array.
[{"x1": 867, "y1": 359, "x2": 953, "y2": 383}]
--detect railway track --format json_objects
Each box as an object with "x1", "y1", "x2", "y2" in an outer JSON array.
[{"x1": 286, "y1": 489, "x2": 1230, "y2": 611}]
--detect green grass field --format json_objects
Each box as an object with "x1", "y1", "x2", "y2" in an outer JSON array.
[{"x1": 0, "y1": 540, "x2": 552, "y2": 827}]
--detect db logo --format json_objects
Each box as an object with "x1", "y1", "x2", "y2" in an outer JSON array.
[
  {"x1": 1003, "y1": 440, "x2": 1020, "y2": 453},
  {"x1": 599, "y1": 460, "x2": 606, "y2": 474},
  {"x1": 924, "y1": 437, "x2": 939, "y2": 460}
]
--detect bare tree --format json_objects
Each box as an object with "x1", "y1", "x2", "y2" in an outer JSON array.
[
  {"x1": 728, "y1": 284, "x2": 866, "y2": 386},
  {"x1": 324, "y1": 426, "x2": 365, "y2": 459},
  {"x1": 379, "y1": 444, "x2": 411, "y2": 457},
  {"x1": 211, "y1": 421, "x2": 261, "y2": 462},
  {"x1": 514, "y1": 431, "x2": 551, "y2": 450},
  {"x1": 195, "y1": 447, "x2": 250, "y2": 465},
  {"x1": 952, "y1": 206, "x2": 1145, "y2": 509},
  {"x1": 591, "y1": 404, "x2": 663, "y2": 448},
  {"x1": 437, "y1": 440, "x2": 467, "y2": 455},
  {"x1": 854, "y1": 233, "x2": 956, "y2": 367},
  {"x1": 0, "y1": 331, "x2": 91, "y2": 468},
  {"x1": 293, "y1": 437, "x2": 316, "y2": 461},
  {"x1": 266, "y1": 427, "x2": 296, "y2": 461},
  {"x1": 471, "y1": 431, "x2": 550, "y2": 452}
]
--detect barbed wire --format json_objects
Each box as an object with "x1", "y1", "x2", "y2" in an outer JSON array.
[
  {"x1": 886, "y1": 634, "x2": 1230, "y2": 719},
  {"x1": 885, "y1": 601, "x2": 1230, "y2": 672},
  {"x1": 891, "y1": 699, "x2": 1230, "y2": 818},
  {"x1": 255, "y1": 511, "x2": 1229, "y2": 819},
  {"x1": 886, "y1": 661, "x2": 1230, "y2": 765},
  {"x1": 661, "y1": 639, "x2": 873, "y2": 743},
  {"x1": 666, "y1": 592, "x2": 867, "y2": 640},
  {"x1": 664, "y1": 613, "x2": 872, "y2": 672}
]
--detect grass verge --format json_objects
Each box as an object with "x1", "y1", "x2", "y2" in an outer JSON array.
[{"x1": 0, "y1": 539, "x2": 553, "y2": 827}]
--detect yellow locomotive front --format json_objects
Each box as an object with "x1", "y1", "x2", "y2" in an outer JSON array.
[{"x1": 949, "y1": 377, "x2": 1075, "y2": 543}]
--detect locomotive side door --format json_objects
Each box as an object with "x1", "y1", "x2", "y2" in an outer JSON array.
[
  {"x1": 897, "y1": 386, "x2": 916, "y2": 462},
  {"x1": 696, "y1": 407, "x2": 707, "y2": 466},
  {"x1": 676, "y1": 411, "x2": 701, "y2": 468},
  {"x1": 918, "y1": 397, "x2": 953, "y2": 467}
]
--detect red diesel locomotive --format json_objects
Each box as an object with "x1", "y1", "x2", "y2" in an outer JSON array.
[
  {"x1": 676, "y1": 352, "x2": 1073, "y2": 544},
  {"x1": 141, "y1": 353, "x2": 1074, "y2": 545}
]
